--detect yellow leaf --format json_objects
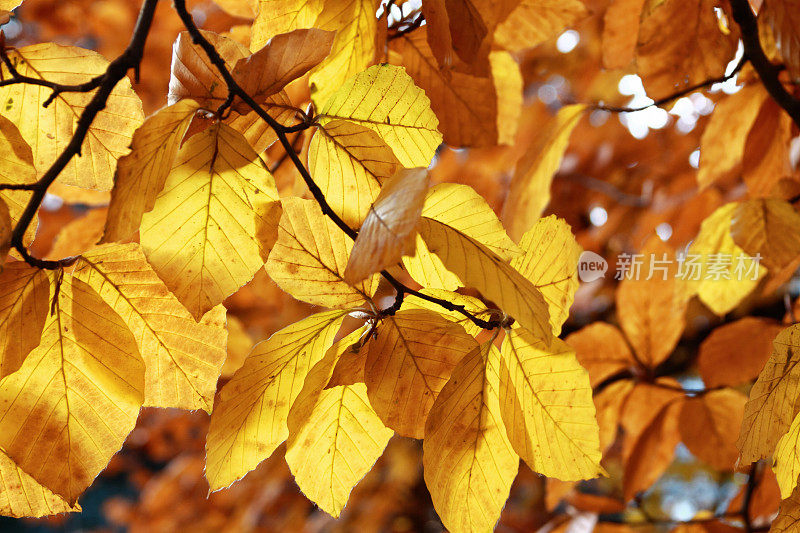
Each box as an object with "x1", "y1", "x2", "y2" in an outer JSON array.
[
  {"x1": 0, "y1": 43, "x2": 144, "y2": 190},
  {"x1": 0, "y1": 276, "x2": 144, "y2": 503},
  {"x1": 286, "y1": 327, "x2": 392, "y2": 518},
  {"x1": 213, "y1": 0, "x2": 257, "y2": 19},
  {"x1": 222, "y1": 315, "x2": 253, "y2": 379},
  {"x1": 616, "y1": 237, "x2": 687, "y2": 368},
  {"x1": 103, "y1": 99, "x2": 200, "y2": 243},
  {"x1": 390, "y1": 29, "x2": 508, "y2": 147},
  {"x1": 687, "y1": 203, "x2": 765, "y2": 315},
  {"x1": 344, "y1": 168, "x2": 429, "y2": 284},
  {"x1": 501, "y1": 104, "x2": 585, "y2": 241},
  {"x1": 511, "y1": 215, "x2": 581, "y2": 334},
  {"x1": 205, "y1": 309, "x2": 346, "y2": 491},
  {"x1": 566, "y1": 323, "x2": 636, "y2": 388},
  {"x1": 635, "y1": 0, "x2": 739, "y2": 98},
  {"x1": 499, "y1": 326, "x2": 603, "y2": 480},
  {"x1": 772, "y1": 481, "x2": 800, "y2": 532},
  {"x1": 423, "y1": 341, "x2": 519, "y2": 533},
  {"x1": 365, "y1": 309, "x2": 479, "y2": 438},
  {"x1": 738, "y1": 324, "x2": 800, "y2": 464},
  {"x1": 403, "y1": 182, "x2": 521, "y2": 291},
  {"x1": 732, "y1": 198, "x2": 800, "y2": 271},
  {"x1": 0, "y1": 115, "x2": 36, "y2": 244},
  {"x1": 0, "y1": 262, "x2": 49, "y2": 379},
  {"x1": 0, "y1": 449, "x2": 79, "y2": 518},
  {"x1": 490, "y1": 50, "x2": 523, "y2": 145},
  {"x1": 251, "y1": 0, "x2": 325, "y2": 51},
  {"x1": 266, "y1": 197, "x2": 376, "y2": 309},
  {"x1": 774, "y1": 411, "x2": 800, "y2": 498},
  {"x1": 679, "y1": 389, "x2": 746, "y2": 471},
  {"x1": 697, "y1": 86, "x2": 768, "y2": 190},
  {"x1": 494, "y1": 0, "x2": 589, "y2": 52},
  {"x1": 318, "y1": 64, "x2": 442, "y2": 168},
  {"x1": 140, "y1": 122, "x2": 281, "y2": 320},
  {"x1": 401, "y1": 288, "x2": 494, "y2": 337},
  {"x1": 308, "y1": 119, "x2": 401, "y2": 227},
  {"x1": 75, "y1": 243, "x2": 228, "y2": 412},
  {"x1": 601, "y1": 0, "x2": 646, "y2": 69},
  {"x1": 308, "y1": 0, "x2": 378, "y2": 107},
  {"x1": 0, "y1": 200, "x2": 9, "y2": 265},
  {"x1": 231, "y1": 28, "x2": 334, "y2": 112},
  {"x1": 417, "y1": 217, "x2": 553, "y2": 341}
]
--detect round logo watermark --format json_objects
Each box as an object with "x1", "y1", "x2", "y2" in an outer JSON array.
[{"x1": 577, "y1": 251, "x2": 608, "y2": 282}]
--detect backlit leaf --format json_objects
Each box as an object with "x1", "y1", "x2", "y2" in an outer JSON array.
[
  {"x1": 0, "y1": 115, "x2": 36, "y2": 243},
  {"x1": 205, "y1": 309, "x2": 347, "y2": 491},
  {"x1": 494, "y1": 0, "x2": 589, "y2": 52},
  {"x1": 0, "y1": 450, "x2": 79, "y2": 518},
  {"x1": 0, "y1": 276, "x2": 144, "y2": 503},
  {"x1": 731, "y1": 198, "x2": 800, "y2": 271},
  {"x1": 566, "y1": 323, "x2": 636, "y2": 387},
  {"x1": 0, "y1": 262, "x2": 49, "y2": 379},
  {"x1": 140, "y1": 122, "x2": 281, "y2": 320},
  {"x1": 424, "y1": 342, "x2": 519, "y2": 533},
  {"x1": 365, "y1": 309, "x2": 479, "y2": 438}
]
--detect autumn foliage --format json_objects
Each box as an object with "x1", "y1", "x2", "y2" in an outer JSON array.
[{"x1": 2, "y1": 0, "x2": 800, "y2": 531}]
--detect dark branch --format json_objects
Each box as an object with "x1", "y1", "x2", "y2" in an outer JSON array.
[
  {"x1": 173, "y1": 0, "x2": 501, "y2": 330},
  {"x1": 729, "y1": 0, "x2": 800, "y2": 128},
  {"x1": 388, "y1": 11, "x2": 424, "y2": 41},
  {"x1": 595, "y1": 55, "x2": 748, "y2": 113},
  {"x1": 6, "y1": 0, "x2": 159, "y2": 270}
]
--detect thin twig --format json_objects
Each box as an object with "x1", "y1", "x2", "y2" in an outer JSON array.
[
  {"x1": 595, "y1": 55, "x2": 748, "y2": 113},
  {"x1": 388, "y1": 11, "x2": 424, "y2": 41},
  {"x1": 6, "y1": 0, "x2": 160, "y2": 269},
  {"x1": 729, "y1": 0, "x2": 800, "y2": 128},
  {"x1": 173, "y1": 0, "x2": 501, "y2": 330}
]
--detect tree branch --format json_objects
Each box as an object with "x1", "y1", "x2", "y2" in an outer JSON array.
[
  {"x1": 5, "y1": 0, "x2": 160, "y2": 270},
  {"x1": 729, "y1": 0, "x2": 800, "y2": 128},
  {"x1": 172, "y1": 0, "x2": 502, "y2": 330}
]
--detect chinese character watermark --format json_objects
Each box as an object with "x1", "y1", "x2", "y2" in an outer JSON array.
[{"x1": 577, "y1": 252, "x2": 761, "y2": 282}]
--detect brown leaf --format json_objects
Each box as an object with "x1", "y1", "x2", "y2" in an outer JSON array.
[
  {"x1": 680, "y1": 389, "x2": 746, "y2": 470},
  {"x1": 732, "y1": 198, "x2": 800, "y2": 271},
  {"x1": 566, "y1": 323, "x2": 636, "y2": 387}
]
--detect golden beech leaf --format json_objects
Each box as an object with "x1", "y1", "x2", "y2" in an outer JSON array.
[
  {"x1": 773, "y1": 482, "x2": 800, "y2": 532},
  {"x1": 742, "y1": 97, "x2": 797, "y2": 198},
  {"x1": 0, "y1": 276, "x2": 144, "y2": 503},
  {"x1": 687, "y1": 203, "x2": 765, "y2": 315},
  {"x1": 308, "y1": 119, "x2": 401, "y2": 227},
  {"x1": 731, "y1": 198, "x2": 800, "y2": 271},
  {"x1": 0, "y1": 200, "x2": 9, "y2": 265},
  {"x1": 623, "y1": 400, "x2": 683, "y2": 502},
  {"x1": 205, "y1": 309, "x2": 347, "y2": 491},
  {"x1": 494, "y1": 0, "x2": 589, "y2": 52},
  {"x1": 286, "y1": 327, "x2": 392, "y2": 518},
  {"x1": 103, "y1": 100, "x2": 200, "y2": 243},
  {"x1": 0, "y1": 43, "x2": 144, "y2": 191},
  {"x1": 403, "y1": 183, "x2": 521, "y2": 291},
  {"x1": 616, "y1": 238, "x2": 687, "y2": 369},
  {"x1": 0, "y1": 115, "x2": 36, "y2": 244},
  {"x1": 635, "y1": 0, "x2": 739, "y2": 99},
  {"x1": 417, "y1": 217, "x2": 553, "y2": 341},
  {"x1": 698, "y1": 317, "x2": 784, "y2": 388},
  {"x1": 266, "y1": 197, "x2": 377, "y2": 309},
  {"x1": 774, "y1": 411, "x2": 800, "y2": 497},
  {"x1": 621, "y1": 381, "x2": 684, "y2": 460},
  {"x1": 0, "y1": 449, "x2": 79, "y2": 518},
  {"x1": 737, "y1": 324, "x2": 800, "y2": 464},
  {"x1": 231, "y1": 28, "x2": 334, "y2": 112},
  {"x1": 307, "y1": 0, "x2": 378, "y2": 107},
  {"x1": 318, "y1": 64, "x2": 443, "y2": 168},
  {"x1": 140, "y1": 122, "x2": 281, "y2": 321},
  {"x1": 696, "y1": 85, "x2": 768, "y2": 190},
  {"x1": 423, "y1": 342, "x2": 519, "y2": 533},
  {"x1": 213, "y1": 0, "x2": 257, "y2": 18},
  {"x1": 222, "y1": 315, "x2": 253, "y2": 379},
  {"x1": 763, "y1": 0, "x2": 800, "y2": 79},
  {"x1": 47, "y1": 207, "x2": 107, "y2": 260},
  {"x1": 566, "y1": 323, "x2": 636, "y2": 388},
  {"x1": 344, "y1": 168, "x2": 429, "y2": 285},
  {"x1": 501, "y1": 104, "x2": 585, "y2": 241},
  {"x1": 601, "y1": 0, "x2": 646, "y2": 69},
  {"x1": 594, "y1": 379, "x2": 634, "y2": 452},
  {"x1": 511, "y1": 215, "x2": 581, "y2": 334},
  {"x1": 0, "y1": 262, "x2": 49, "y2": 379},
  {"x1": 74, "y1": 243, "x2": 228, "y2": 412},
  {"x1": 401, "y1": 288, "x2": 494, "y2": 337},
  {"x1": 251, "y1": 0, "x2": 325, "y2": 50},
  {"x1": 390, "y1": 30, "x2": 517, "y2": 147},
  {"x1": 365, "y1": 309, "x2": 479, "y2": 438},
  {"x1": 679, "y1": 389, "x2": 747, "y2": 471},
  {"x1": 499, "y1": 326, "x2": 603, "y2": 480}
]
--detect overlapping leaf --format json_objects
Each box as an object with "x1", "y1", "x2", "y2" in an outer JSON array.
[{"x1": 0, "y1": 262, "x2": 49, "y2": 379}]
